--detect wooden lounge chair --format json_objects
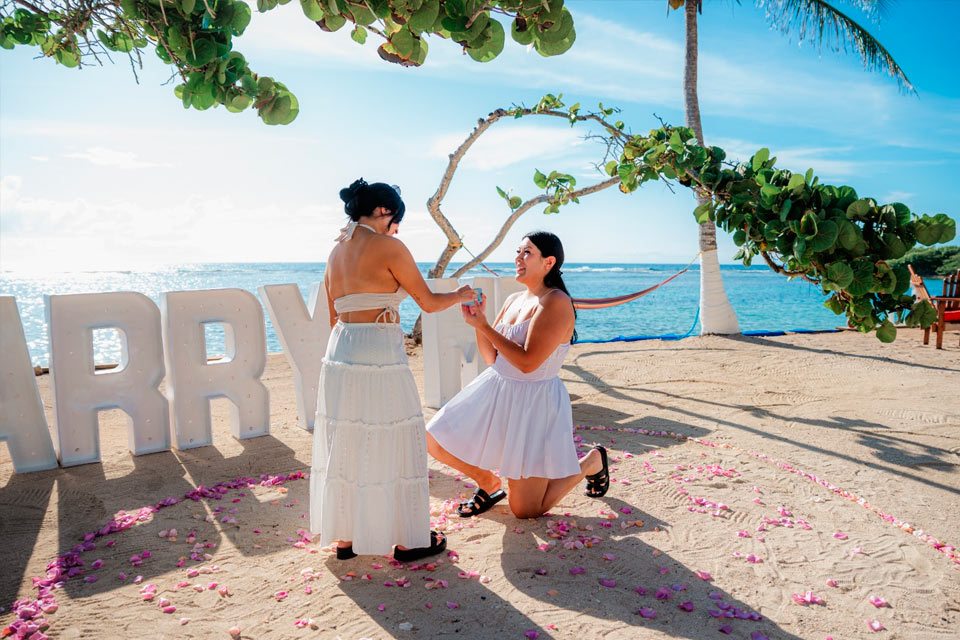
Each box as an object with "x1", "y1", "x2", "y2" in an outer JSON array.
[{"x1": 907, "y1": 265, "x2": 960, "y2": 349}]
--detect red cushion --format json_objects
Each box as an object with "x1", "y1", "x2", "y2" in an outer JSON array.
[{"x1": 944, "y1": 310, "x2": 960, "y2": 322}]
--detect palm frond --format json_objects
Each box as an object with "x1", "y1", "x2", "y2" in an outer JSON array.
[{"x1": 758, "y1": 0, "x2": 915, "y2": 94}]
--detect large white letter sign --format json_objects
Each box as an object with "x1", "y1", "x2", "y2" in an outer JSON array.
[
  {"x1": 0, "y1": 296, "x2": 58, "y2": 473},
  {"x1": 422, "y1": 278, "x2": 489, "y2": 409},
  {"x1": 421, "y1": 276, "x2": 527, "y2": 409},
  {"x1": 161, "y1": 289, "x2": 269, "y2": 449},
  {"x1": 258, "y1": 283, "x2": 330, "y2": 432},
  {"x1": 45, "y1": 292, "x2": 169, "y2": 467}
]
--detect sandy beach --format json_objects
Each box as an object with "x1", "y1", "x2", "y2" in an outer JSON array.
[{"x1": 2, "y1": 329, "x2": 958, "y2": 639}]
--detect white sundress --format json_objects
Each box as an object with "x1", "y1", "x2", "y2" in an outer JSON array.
[
  {"x1": 309, "y1": 222, "x2": 430, "y2": 555},
  {"x1": 426, "y1": 318, "x2": 581, "y2": 480}
]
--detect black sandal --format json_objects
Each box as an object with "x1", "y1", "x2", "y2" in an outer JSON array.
[
  {"x1": 457, "y1": 488, "x2": 507, "y2": 518},
  {"x1": 336, "y1": 545, "x2": 357, "y2": 560},
  {"x1": 393, "y1": 531, "x2": 447, "y2": 563},
  {"x1": 584, "y1": 445, "x2": 610, "y2": 498}
]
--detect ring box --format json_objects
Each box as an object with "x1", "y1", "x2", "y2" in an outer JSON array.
[{"x1": 463, "y1": 287, "x2": 483, "y2": 307}]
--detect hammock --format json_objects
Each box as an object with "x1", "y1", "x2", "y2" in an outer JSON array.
[
  {"x1": 572, "y1": 254, "x2": 699, "y2": 310},
  {"x1": 458, "y1": 239, "x2": 699, "y2": 311}
]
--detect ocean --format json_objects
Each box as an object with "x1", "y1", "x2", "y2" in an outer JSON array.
[{"x1": 1, "y1": 262, "x2": 930, "y2": 368}]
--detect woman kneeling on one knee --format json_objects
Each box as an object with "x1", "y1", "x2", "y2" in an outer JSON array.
[{"x1": 426, "y1": 231, "x2": 610, "y2": 520}]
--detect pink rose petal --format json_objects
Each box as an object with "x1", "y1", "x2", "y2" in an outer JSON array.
[
  {"x1": 524, "y1": 632, "x2": 540, "y2": 640},
  {"x1": 600, "y1": 578, "x2": 616, "y2": 588},
  {"x1": 445, "y1": 601, "x2": 459, "y2": 609},
  {"x1": 678, "y1": 601, "x2": 694, "y2": 612},
  {"x1": 833, "y1": 531, "x2": 848, "y2": 540},
  {"x1": 638, "y1": 607, "x2": 657, "y2": 619},
  {"x1": 868, "y1": 595, "x2": 888, "y2": 608},
  {"x1": 866, "y1": 619, "x2": 884, "y2": 631},
  {"x1": 569, "y1": 567, "x2": 586, "y2": 575},
  {"x1": 696, "y1": 570, "x2": 711, "y2": 581}
]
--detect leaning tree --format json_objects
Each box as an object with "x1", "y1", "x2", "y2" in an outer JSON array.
[{"x1": 415, "y1": 93, "x2": 952, "y2": 342}]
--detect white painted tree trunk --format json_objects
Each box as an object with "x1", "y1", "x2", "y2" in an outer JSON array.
[
  {"x1": 698, "y1": 248, "x2": 740, "y2": 334},
  {"x1": 684, "y1": 0, "x2": 739, "y2": 335}
]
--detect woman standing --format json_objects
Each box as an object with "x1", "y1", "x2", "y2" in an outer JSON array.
[
  {"x1": 426, "y1": 232, "x2": 609, "y2": 520},
  {"x1": 311, "y1": 178, "x2": 475, "y2": 560}
]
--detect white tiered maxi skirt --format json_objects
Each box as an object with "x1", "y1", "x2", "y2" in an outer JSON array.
[{"x1": 310, "y1": 322, "x2": 429, "y2": 555}]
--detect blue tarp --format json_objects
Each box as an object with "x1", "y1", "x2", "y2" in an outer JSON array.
[{"x1": 576, "y1": 328, "x2": 840, "y2": 345}]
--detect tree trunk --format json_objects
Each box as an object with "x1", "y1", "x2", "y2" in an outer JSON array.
[{"x1": 684, "y1": 0, "x2": 739, "y2": 335}]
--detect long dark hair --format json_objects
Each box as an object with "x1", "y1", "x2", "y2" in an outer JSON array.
[
  {"x1": 525, "y1": 231, "x2": 577, "y2": 343},
  {"x1": 339, "y1": 178, "x2": 405, "y2": 225}
]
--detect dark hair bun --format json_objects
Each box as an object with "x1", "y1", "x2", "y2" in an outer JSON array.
[
  {"x1": 339, "y1": 178, "x2": 367, "y2": 205},
  {"x1": 338, "y1": 178, "x2": 405, "y2": 223}
]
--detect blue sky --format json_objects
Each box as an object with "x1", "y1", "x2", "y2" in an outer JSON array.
[{"x1": 1, "y1": 0, "x2": 958, "y2": 270}]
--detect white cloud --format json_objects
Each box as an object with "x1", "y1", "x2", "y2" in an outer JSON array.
[
  {"x1": 30, "y1": 156, "x2": 49, "y2": 162},
  {"x1": 427, "y1": 125, "x2": 586, "y2": 171},
  {"x1": 881, "y1": 190, "x2": 915, "y2": 204},
  {"x1": 0, "y1": 176, "x2": 346, "y2": 269},
  {"x1": 63, "y1": 147, "x2": 173, "y2": 169},
  {"x1": 708, "y1": 136, "x2": 860, "y2": 179}
]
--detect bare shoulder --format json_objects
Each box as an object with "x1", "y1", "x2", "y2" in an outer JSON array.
[
  {"x1": 540, "y1": 289, "x2": 575, "y2": 318},
  {"x1": 370, "y1": 233, "x2": 407, "y2": 256},
  {"x1": 542, "y1": 288, "x2": 572, "y2": 308}
]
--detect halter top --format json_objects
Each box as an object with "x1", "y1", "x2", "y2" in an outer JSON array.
[
  {"x1": 492, "y1": 318, "x2": 570, "y2": 382},
  {"x1": 332, "y1": 221, "x2": 408, "y2": 323}
]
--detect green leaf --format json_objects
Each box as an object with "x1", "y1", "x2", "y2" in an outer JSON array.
[
  {"x1": 181, "y1": 0, "x2": 196, "y2": 14},
  {"x1": 751, "y1": 148, "x2": 770, "y2": 172},
  {"x1": 915, "y1": 213, "x2": 956, "y2": 245},
  {"x1": 876, "y1": 319, "x2": 897, "y2": 343},
  {"x1": 669, "y1": 130, "x2": 682, "y2": 152},
  {"x1": 837, "y1": 220, "x2": 860, "y2": 251},
  {"x1": 226, "y1": 93, "x2": 254, "y2": 112},
  {"x1": 466, "y1": 19, "x2": 504, "y2": 62},
  {"x1": 511, "y1": 17, "x2": 534, "y2": 45},
  {"x1": 846, "y1": 198, "x2": 874, "y2": 220},
  {"x1": 409, "y1": 0, "x2": 440, "y2": 33},
  {"x1": 880, "y1": 232, "x2": 907, "y2": 260},
  {"x1": 351, "y1": 25, "x2": 367, "y2": 44},
  {"x1": 533, "y1": 169, "x2": 547, "y2": 189},
  {"x1": 787, "y1": 173, "x2": 805, "y2": 194},
  {"x1": 604, "y1": 160, "x2": 617, "y2": 177},
  {"x1": 845, "y1": 261, "x2": 876, "y2": 296},
  {"x1": 808, "y1": 219, "x2": 838, "y2": 252},
  {"x1": 496, "y1": 186, "x2": 507, "y2": 200},
  {"x1": 389, "y1": 26, "x2": 415, "y2": 57},
  {"x1": 824, "y1": 294, "x2": 845, "y2": 315},
  {"x1": 232, "y1": 2, "x2": 252, "y2": 34},
  {"x1": 54, "y1": 47, "x2": 78, "y2": 68},
  {"x1": 185, "y1": 38, "x2": 217, "y2": 66},
  {"x1": 509, "y1": 196, "x2": 522, "y2": 209},
  {"x1": 891, "y1": 202, "x2": 911, "y2": 226},
  {"x1": 875, "y1": 262, "x2": 897, "y2": 294},
  {"x1": 693, "y1": 201, "x2": 714, "y2": 224},
  {"x1": 905, "y1": 299, "x2": 937, "y2": 328},
  {"x1": 892, "y1": 266, "x2": 911, "y2": 297},
  {"x1": 799, "y1": 210, "x2": 818, "y2": 239},
  {"x1": 317, "y1": 13, "x2": 346, "y2": 31},
  {"x1": 824, "y1": 262, "x2": 854, "y2": 291},
  {"x1": 805, "y1": 168, "x2": 814, "y2": 184}
]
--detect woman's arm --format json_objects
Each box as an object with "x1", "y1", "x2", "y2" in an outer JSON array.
[
  {"x1": 466, "y1": 292, "x2": 514, "y2": 365},
  {"x1": 385, "y1": 239, "x2": 475, "y2": 311},
  {"x1": 324, "y1": 268, "x2": 338, "y2": 329},
  {"x1": 464, "y1": 290, "x2": 574, "y2": 374}
]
